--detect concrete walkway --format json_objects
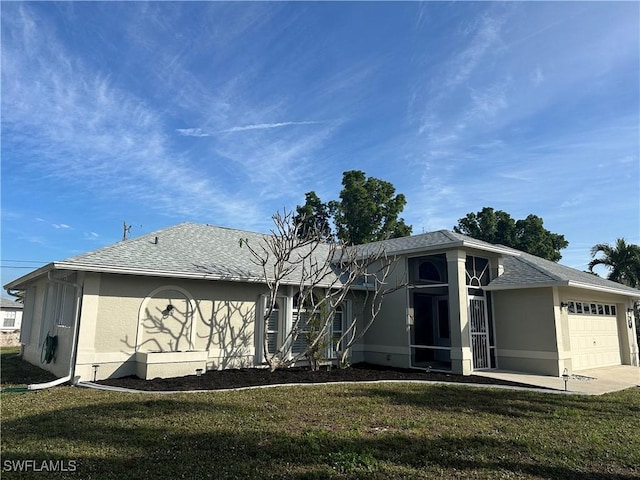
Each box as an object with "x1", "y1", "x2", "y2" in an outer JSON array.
[{"x1": 474, "y1": 365, "x2": 640, "y2": 395}]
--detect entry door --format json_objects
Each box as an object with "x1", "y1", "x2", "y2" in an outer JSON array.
[{"x1": 468, "y1": 296, "x2": 490, "y2": 369}]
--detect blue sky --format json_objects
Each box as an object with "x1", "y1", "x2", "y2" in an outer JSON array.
[{"x1": 1, "y1": 1, "x2": 638, "y2": 287}]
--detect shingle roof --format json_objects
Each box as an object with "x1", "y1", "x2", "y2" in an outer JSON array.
[
  {"x1": 1, "y1": 298, "x2": 23, "y2": 309},
  {"x1": 348, "y1": 229, "x2": 517, "y2": 258},
  {"x1": 56, "y1": 222, "x2": 337, "y2": 285},
  {"x1": 487, "y1": 249, "x2": 640, "y2": 297},
  {"x1": 5, "y1": 222, "x2": 639, "y2": 298}
]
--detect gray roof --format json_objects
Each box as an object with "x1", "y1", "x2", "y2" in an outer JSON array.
[
  {"x1": 1, "y1": 298, "x2": 23, "y2": 309},
  {"x1": 5, "y1": 222, "x2": 639, "y2": 298},
  {"x1": 6, "y1": 223, "x2": 337, "y2": 287},
  {"x1": 487, "y1": 249, "x2": 640, "y2": 297},
  {"x1": 348, "y1": 229, "x2": 518, "y2": 258}
]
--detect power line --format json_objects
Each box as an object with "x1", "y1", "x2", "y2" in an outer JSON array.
[{"x1": 1, "y1": 259, "x2": 49, "y2": 263}]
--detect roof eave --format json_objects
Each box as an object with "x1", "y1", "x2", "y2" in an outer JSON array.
[
  {"x1": 484, "y1": 279, "x2": 640, "y2": 298},
  {"x1": 357, "y1": 239, "x2": 520, "y2": 260},
  {"x1": 565, "y1": 280, "x2": 640, "y2": 298},
  {"x1": 3, "y1": 263, "x2": 56, "y2": 290},
  {"x1": 484, "y1": 281, "x2": 566, "y2": 291},
  {"x1": 6, "y1": 261, "x2": 342, "y2": 289}
]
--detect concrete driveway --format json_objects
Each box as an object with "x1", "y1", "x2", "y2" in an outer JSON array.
[{"x1": 474, "y1": 365, "x2": 640, "y2": 395}]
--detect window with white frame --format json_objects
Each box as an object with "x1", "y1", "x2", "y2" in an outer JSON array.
[
  {"x1": 291, "y1": 293, "x2": 314, "y2": 356},
  {"x1": 3, "y1": 311, "x2": 16, "y2": 328},
  {"x1": 567, "y1": 301, "x2": 617, "y2": 316},
  {"x1": 330, "y1": 305, "x2": 344, "y2": 357},
  {"x1": 265, "y1": 300, "x2": 281, "y2": 356}
]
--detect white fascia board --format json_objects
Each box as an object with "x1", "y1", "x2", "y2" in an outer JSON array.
[
  {"x1": 381, "y1": 241, "x2": 520, "y2": 259},
  {"x1": 484, "y1": 280, "x2": 640, "y2": 298},
  {"x1": 54, "y1": 262, "x2": 266, "y2": 283},
  {"x1": 483, "y1": 281, "x2": 565, "y2": 292},
  {"x1": 566, "y1": 280, "x2": 640, "y2": 298},
  {"x1": 35, "y1": 262, "x2": 342, "y2": 289},
  {"x1": 3, "y1": 263, "x2": 55, "y2": 290}
]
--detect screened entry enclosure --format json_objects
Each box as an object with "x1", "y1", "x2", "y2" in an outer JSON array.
[{"x1": 409, "y1": 254, "x2": 452, "y2": 370}]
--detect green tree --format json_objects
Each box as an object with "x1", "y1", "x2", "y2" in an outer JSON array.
[
  {"x1": 329, "y1": 170, "x2": 412, "y2": 245},
  {"x1": 453, "y1": 207, "x2": 516, "y2": 246},
  {"x1": 588, "y1": 238, "x2": 640, "y2": 288},
  {"x1": 293, "y1": 191, "x2": 333, "y2": 241},
  {"x1": 454, "y1": 207, "x2": 568, "y2": 261}
]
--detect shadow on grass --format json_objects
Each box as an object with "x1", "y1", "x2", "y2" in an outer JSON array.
[
  {"x1": 2, "y1": 395, "x2": 637, "y2": 480},
  {"x1": 347, "y1": 383, "x2": 640, "y2": 419},
  {"x1": 0, "y1": 348, "x2": 57, "y2": 388}
]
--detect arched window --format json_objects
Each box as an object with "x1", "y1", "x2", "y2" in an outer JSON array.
[{"x1": 419, "y1": 261, "x2": 441, "y2": 282}]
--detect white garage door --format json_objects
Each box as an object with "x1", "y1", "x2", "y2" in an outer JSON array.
[{"x1": 568, "y1": 315, "x2": 621, "y2": 371}]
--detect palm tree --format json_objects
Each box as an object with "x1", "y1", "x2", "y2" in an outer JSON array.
[{"x1": 588, "y1": 238, "x2": 640, "y2": 288}]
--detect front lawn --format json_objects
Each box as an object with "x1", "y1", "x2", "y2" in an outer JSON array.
[{"x1": 1, "y1": 349, "x2": 639, "y2": 479}]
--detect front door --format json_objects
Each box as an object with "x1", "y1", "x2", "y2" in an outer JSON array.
[{"x1": 468, "y1": 296, "x2": 490, "y2": 369}]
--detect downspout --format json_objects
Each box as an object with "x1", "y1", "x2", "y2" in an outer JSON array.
[{"x1": 28, "y1": 271, "x2": 83, "y2": 390}]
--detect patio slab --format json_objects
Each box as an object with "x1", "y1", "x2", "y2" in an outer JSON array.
[{"x1": 474, "y1": 365, "x2": 640, "y2": 395}]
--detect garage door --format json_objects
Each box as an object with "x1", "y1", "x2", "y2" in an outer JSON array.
[{"x1": 568, "y1": 314, "x2": 621, "y2": 371}]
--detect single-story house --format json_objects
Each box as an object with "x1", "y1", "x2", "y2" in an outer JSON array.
[
  {"x1": 0, "y1": 297, "x2": 24, "y2": 346},
  {"x1": 4, "y1": 222, "x2": 639, "y2": 383}
]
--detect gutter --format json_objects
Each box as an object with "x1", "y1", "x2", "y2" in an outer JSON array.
[
  {"x1": 27, "y1": 271, "x2": 83, "y2": 390},
  {"x1": 484, "y1": 279, "x2": 640, "y2": 298}
]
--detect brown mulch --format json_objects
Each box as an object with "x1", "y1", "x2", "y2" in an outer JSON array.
[{"x1": 96, "y1": 363, "x2": 541, "y2": 392}]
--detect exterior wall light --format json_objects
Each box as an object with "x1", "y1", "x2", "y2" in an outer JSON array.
[{"x1": 560, "y1": 302, "x2": 569, "y2": 309}]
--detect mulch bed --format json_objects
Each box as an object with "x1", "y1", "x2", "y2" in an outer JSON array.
[{"x1": 97, "y1": 363, "x2": 539, "y2": 392}]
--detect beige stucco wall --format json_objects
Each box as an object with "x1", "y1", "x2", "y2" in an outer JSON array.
[
  {"x1": 492, "y1": 287, "x2": 560, "y2": 375},
  {"x1": 74, "y1": 273, "x2": 268, "y2": 380}
]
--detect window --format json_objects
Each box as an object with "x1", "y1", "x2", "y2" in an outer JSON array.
[
  {"x1": 331, "y1": 305, "x2": 344, "y2": 356},
  {"x1": 3, "y1": 312, "x2": 16, "y2": 328},
  {"x1": 465, "y1": 256, "x2": 490, "y2": 287},
  {"x1": 265, "y1": 301, "x2": 280, "y2": 355},
  {"x1": 409, "y1": 254, "x2": 448, "y2": 285},
  {"x1": 292, "y1": 293, "x2": 315, "y2": 355},
  {"x1": 567, "y1": 301, "x2": 618, "y2": 316}
]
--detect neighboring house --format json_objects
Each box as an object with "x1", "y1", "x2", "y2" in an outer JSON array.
[
  {"x1": 0, "y1": 297, "x2": 24, "y2": 346},
  {"x1": 4, "y1": 222, "x2": 639, "y2": 382}
]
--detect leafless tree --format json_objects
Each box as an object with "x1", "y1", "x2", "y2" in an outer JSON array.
[{"x1": 240, "y1": 210, "x2": 404, "y2": 371}]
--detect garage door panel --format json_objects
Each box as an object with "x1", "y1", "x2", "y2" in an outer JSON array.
[{"x1": 568, "y1": 314, "x2": 621, "y2": 371}]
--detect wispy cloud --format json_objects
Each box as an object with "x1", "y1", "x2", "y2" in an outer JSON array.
[
  {"x1": 53, "y1": 224, "x2": 71, "y2": 230},
  {"x1": 217, "y1": 121, "x2": 325, "y2": 134},
  {"x1": 1, "y1": 4, "x2": 262, "y2": 226},
  {"x1": 176, "y1": 128, "x2": 210, "y2": 137},
  {"x1": 177, "y1": 121, "x2": 326, "y2": 137}
]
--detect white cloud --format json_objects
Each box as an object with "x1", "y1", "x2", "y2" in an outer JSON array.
[
  {"x1": 53, "y1": 224, "x2": 71, "y2": 230},
  {"x1": 217, "y1": 121, "x2": 325, "y2": 134},
  {"x1": 176, "y1": 128, "x2": 210, "y2": 137}
]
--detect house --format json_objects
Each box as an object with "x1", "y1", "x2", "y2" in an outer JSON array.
[
  {"x1": 1, "y1": 297, "x2": 23, "y2": 346},
  {"x1": 4, "y1": 222, "x2": 639, "y2": 383}
]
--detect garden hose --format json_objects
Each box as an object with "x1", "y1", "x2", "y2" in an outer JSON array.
[{"x1": 41, "y1": 333, "x2": 58, "y2": 364}]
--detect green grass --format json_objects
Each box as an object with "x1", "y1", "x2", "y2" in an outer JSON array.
[
  {"x1": 1, "y1": 346, "x2": 57, "y2": 389},
  {"x1": 1, "y1": 348, "x2": 639, "y2": 479}
]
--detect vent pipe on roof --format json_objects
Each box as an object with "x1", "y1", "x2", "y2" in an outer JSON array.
[{"x1": 154, "y1": 236, "x2": 158, "y2": 245}]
